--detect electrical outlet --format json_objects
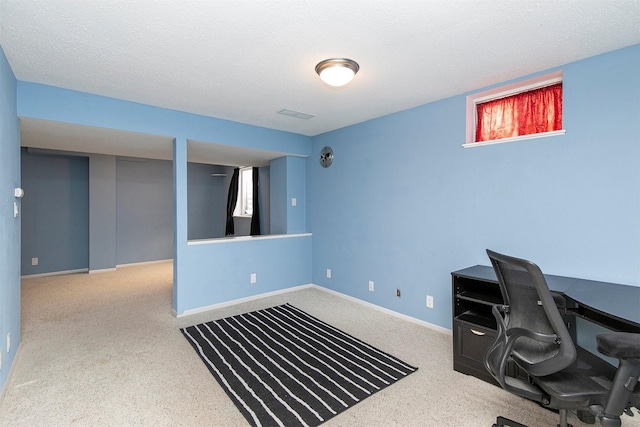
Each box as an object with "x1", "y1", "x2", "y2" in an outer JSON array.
[
  {"x1": 250, "y1": 273, "x2": 257, "y2": 284},
  {"x1": 31, "y1": 257, "x2": 38, "y2": 266},
  {"x1": 396, "y1": 288, "x2": 401, "y2": 298},
  {"x1": 291, "y1": 197, "x2": 297, "y2": 206},
  {"x1": 6, "y1": 333, "x2": 10, "y2": 353},
  {"x1": 368, "y1": 281, "x2": 374, "y2": 292},
  {"x1": 426, "y1": 295, "x2": 434, "y2": 308},
  {"x1": 326, "y1": 268, "x2": 331, "y2": 278},
  {"x1": 0, "y1": 350, "x2": 2, "y2": 370}
]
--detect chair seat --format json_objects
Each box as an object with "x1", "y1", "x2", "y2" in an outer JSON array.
[{"x1": 531, "y1": 346, "x2": 634, "y2": 404}]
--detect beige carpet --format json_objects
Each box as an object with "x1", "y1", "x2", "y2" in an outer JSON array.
[{"x1": 0, "y1": 261, "x2": 637, "y2": 426}]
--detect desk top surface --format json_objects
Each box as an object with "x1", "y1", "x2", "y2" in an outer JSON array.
[{"x1": 453, "y1": 265, "x2": 640, "y2": 328}]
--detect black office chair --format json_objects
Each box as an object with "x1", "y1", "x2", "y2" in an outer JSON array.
[{"x1": 484, "y1": 249, "x2": 640, "y2": 427}]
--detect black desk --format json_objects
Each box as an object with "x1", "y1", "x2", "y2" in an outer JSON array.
[
  {"x1": 562, "y1": 277, "x2": 640, "y2": 332},
  {"x1": 454, "y1": 265, "x2": 640, "y2": 331},
  {"x1": 451, "y1": 265, "x2": 640, "y2": 386}
]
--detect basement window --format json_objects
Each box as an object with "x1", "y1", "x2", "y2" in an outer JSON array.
[
  {"x1": 463, "y1": 71, "x2": 565, "y2": 148},
  {"x1": 234, "y1": 167, "x2": 253, "y2": 217}
]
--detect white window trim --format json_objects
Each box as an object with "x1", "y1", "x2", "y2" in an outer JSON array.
[
  {"x1": 233, "y1": 167, "x2": 253, "y2": 218},
  {"x1": 463, "y1": 70, "x2": 565, "y2": 148}
]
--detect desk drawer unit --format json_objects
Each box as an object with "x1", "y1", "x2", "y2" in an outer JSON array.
[
  {"x1": 452, "y1": 270, "x2": 502, "y2": 385},
  {"x1": 453, "y1": 320, "x2": 498, "y2": 385}
]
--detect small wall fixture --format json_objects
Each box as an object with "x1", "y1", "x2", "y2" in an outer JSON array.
[
  {"x1": 319, "y1": 146, "x2": 334, "y2": 168},
  {"x1": 315, "y1": 58, "x2": 359, "y2": 87}
]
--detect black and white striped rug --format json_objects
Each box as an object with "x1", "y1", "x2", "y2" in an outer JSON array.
[{"x1": 181, "y1": 303, "x2": 417, "y2": 427}]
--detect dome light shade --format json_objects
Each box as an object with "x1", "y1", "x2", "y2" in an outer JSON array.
[{"x1": 315, "y1": 58, "x2": 359, "y2": 87}]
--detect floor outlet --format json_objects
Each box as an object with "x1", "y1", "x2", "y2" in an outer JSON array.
[
  {"x1": 368, "y1": 281, "x2": 374, "y2": 292},
  {"x1": 426, "y1": 295, "x2": 434, "y2": 308},
  {"x1": 396, "y1": 288, "x2": 401, "y2": 298}
]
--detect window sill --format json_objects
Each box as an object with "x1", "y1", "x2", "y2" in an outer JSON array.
[
  {"x1": 462, "y1": 129, "x2": 565, "y2": 148},
  {"x1": 188, "y1": 233, "x2": 312, "y2": 245}
]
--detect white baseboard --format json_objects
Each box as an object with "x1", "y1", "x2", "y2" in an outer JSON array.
[
  {"x1": 88, "y1": 268, "x2": 117, "y2": 274},
  {"x1": 22, "y1": 259, "x2": 172, "y2": 278},
  {"x1": 175, "y1": 284, "x2": 315, "y2": 318},
  {"x1": 311, "y1": 285, "x2": 452, "y2": 336},
  {"x1": 0, "y1": 342, "x2": 22, "y2": 406},
  {"x1": 116, "y1": 259, "x2": 172, "y2": 268},
  {"x1": 21, "y1": 268, "x2": 88, "y2": 279},
  {"x1": 175, "y1": 282, "x2": 451, "y2": 336}
]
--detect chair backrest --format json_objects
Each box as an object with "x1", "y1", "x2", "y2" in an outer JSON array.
[{"x1": 486, "y1": 250, "x2": 576, "y2": 377}]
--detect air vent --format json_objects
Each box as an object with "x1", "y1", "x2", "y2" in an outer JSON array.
[{"x1": 277, "y1": 109, "x2": 315, "y2": 120}]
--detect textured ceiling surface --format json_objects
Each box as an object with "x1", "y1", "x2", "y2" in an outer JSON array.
[{"x1": 1, "y1": 1, "x2": 639, "y2": 162}]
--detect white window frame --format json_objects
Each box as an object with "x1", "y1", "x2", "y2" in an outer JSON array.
[
  {"x1": 463, "y1": 70, "x2": 565, "y2": 148},
  {"x1": 234, "y1": 167, "x2": 253, "y2": 217}
]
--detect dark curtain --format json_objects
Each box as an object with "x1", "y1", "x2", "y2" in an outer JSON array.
[
  {"x1": 250, "y1": 167, "x2": 261, "y2": 235},
  {"x1": 225, "y1": 168, "x2": 239, "y2": 236}
]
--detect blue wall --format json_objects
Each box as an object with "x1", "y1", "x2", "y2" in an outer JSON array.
[
  {"x1": 16, "y1": 83, "x2": 313, "y2": 316},
  {"x1": 0, "y1": 45, "x2": 20, "y2": 395},
  {"x1": 270, "y1": 157, "x2": 288, "y2": 235},
  {"x1": 258, "y1": 167, "x2": 271, "y2": 236},
  {"x1": 21, "y1": 155, "x2": 274, "y2": 274},
  {"x1": 188, "y1": 163, "x2": 231, "y2": 240},
  {"x1": 17, "y1": 82, "x2": 311, "y2": 155},
  {"x1": 89, "y1": 155, "x2": 116, "y2": 271},
  {"x1": 175, "y1": 155, "x2": 309, "y2": 314},
  {"x1": 286, "y1": 157, "x2": 306, "y2": 234},
  {"x1": 21, "y1": 152, "x2": 175, "y2": 274},
  {"x1": 180, "y1": 235, "x2": 312, "y2": 313},
  {"x1": 116, "y1": 157, "x2": 173, "y2": 264},
  {"x1": 308, "y1": 45, "x2": 640, "y2": 330},
  {"x1": 21, "y1": 149, "x2": 89, "y2": 274},
  {"x1": 270, "y1": 156, "x2": 306, "y2": 234}
]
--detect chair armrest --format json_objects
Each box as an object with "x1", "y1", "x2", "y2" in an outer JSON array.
[
  {"x1": 597, "y1": 332, "x2": 640, "y2": 359},
  {"x1": 592, "y1": 333, "x2": 640, "y2": 425}
]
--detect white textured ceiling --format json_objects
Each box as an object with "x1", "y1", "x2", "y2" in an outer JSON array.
[{"x1": 2, "y1": 0, "x2": 640, "y2": 163}]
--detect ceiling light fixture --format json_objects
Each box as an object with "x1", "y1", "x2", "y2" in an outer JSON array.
[{"x1": 315, "y1": 58, "x2": 359, "y2": 87}]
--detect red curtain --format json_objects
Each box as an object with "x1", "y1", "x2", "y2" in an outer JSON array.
[{"x1": 475, "y1": 83, "x2": 562, "y2": 142}]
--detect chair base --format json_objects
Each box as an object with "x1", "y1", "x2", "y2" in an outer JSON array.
[
  {"x1": 493, "y1": 416, "x2": 528, "y2": 427},
  {"x1": 492, "y1": 413, "x2": 574, "y2": 427}
]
